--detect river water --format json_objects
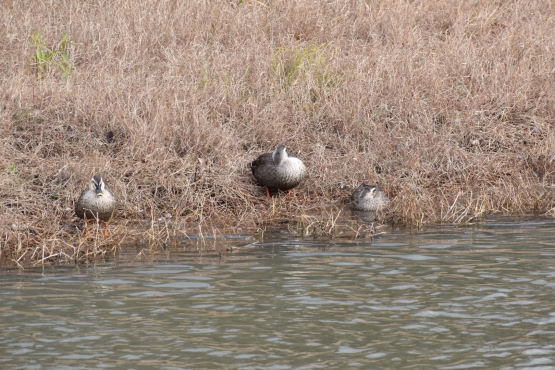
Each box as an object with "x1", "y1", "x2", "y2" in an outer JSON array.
[{"x1": 1, "y1": 219, "x2": 555, "y2": 369}]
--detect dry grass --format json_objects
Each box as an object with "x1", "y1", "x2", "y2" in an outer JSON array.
[{"x1": 1, "y1": 0, "x2": 555, "y2": 267}]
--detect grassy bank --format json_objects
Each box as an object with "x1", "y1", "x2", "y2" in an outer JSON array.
[{"x1": 1, "y1": 0, "x2": 555, "y2": 266}]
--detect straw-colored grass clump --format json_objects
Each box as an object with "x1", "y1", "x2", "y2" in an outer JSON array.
[{"x1": 1, "y1": 0, "x2": 555, "y2": 266}]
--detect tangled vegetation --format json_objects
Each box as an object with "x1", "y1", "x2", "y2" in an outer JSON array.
[{"x1": 1, "y1": 0, "x2": 555, "y2": 267}]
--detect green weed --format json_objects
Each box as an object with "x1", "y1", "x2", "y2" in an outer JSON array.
[
  {"x1": 30, "y1": 29, "x2": 75, "y2": 80},
  {"x1": 198, "y1": 63, "x2": 210, "y2": 90},
  {"x1": 8, "y1": 163, "x2": 17, "y2": 176},
  {"x1": 272, "y1": 43, "x2": 335, "y2": 91}
]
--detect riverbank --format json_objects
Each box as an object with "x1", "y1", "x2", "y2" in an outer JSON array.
[{"x1": 1, "y1": 0, "x2": 555, "y2": 267}]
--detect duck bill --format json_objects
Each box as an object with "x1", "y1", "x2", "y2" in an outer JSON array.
[{"x1": 95, "y1": 185, "x2": 104, "y2": 197}]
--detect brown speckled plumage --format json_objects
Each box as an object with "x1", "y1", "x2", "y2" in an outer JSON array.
[
  {"x1": 349, "y1": 184, "x2": 390, "y2": 211},
  {"x1": 75, "y1": 175, "x2": 116, "y2": 222},
  {"x1": 248, "y1": 145, "x2": 306, "y2": 195}
]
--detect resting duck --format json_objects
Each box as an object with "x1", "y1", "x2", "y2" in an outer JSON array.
[
  {"x1": 247, "y1": 144, "x2": 306, "y2": 197},
  {"x1": 349, "y1": 184, "x2": 390, "y2": 211},
  {"x1": 75, "y1": 175, "x2": 116, "y2": 236}
]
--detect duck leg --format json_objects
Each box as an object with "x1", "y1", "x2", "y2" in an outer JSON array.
[
  {"x1": 265, "y1": 187, "x2": 271, "y2": 198},
  {"x1": 103, "y1": 221, "x2": 110, "y2": 237}
]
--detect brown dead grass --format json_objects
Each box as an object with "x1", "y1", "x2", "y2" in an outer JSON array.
[{"x1": 1, "y1": 0, "x2": 555, "y2": 267}]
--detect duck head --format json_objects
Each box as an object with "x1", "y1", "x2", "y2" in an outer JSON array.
[
  {"x1": 89, "y1": 175, "x2": 106, "y2": 197},
  {"x1": 272, "y1": 145, "x2": 287, "y2": 166}
]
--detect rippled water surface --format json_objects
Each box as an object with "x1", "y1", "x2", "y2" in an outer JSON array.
[{"x1": 2, "y1": 219, "x2": 555, "y2": 369}]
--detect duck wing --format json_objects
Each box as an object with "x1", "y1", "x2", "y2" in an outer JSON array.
[{"x1": 248, "y1": 152, "x2": 274, "y2": 174}]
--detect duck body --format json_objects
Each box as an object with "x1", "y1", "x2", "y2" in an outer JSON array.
[
  {"x1": 75, "y1": 175, "x2": 116, "y2": 222},
  {"x1": 349, "y1": 184, "x2": 390, "y2": 211},
  {"x1": 248, "y1": 145, "x2": 306, "y2": 195}
]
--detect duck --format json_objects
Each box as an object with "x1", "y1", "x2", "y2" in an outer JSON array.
[
  {"x1": 349, "y1": 184, "x2": 390, "y2": 211},
  {"x1": 247, "y1": 144, "x2": 306, "y2": 197},
  {"x1": 75, "y1": 175, "x2": 116, "y2": 236}
]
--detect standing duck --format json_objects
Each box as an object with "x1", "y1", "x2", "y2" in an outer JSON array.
[
  {"x1": 349, "y1": 184, "x2": 390, "y2": 211},
  {"x1": 75, "y1": 175, "x2": 116, "y2": 236},
  {"x1": 247, "y1": 144, "x2": 306, "y2": 197}
]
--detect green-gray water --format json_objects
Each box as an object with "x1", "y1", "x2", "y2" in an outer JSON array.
[{"x1": 2, "y1": 219, "x2": 555, "y2": 369}]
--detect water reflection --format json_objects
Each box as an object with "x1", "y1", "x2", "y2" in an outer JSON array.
[{"x1": 1, "y1": 219, "x2": 555, "y2": 369}]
